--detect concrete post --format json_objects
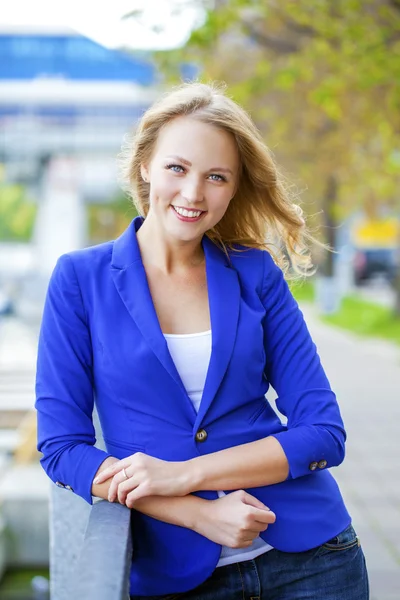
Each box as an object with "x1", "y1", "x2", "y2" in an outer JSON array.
[
  {"x1": 49, "y1": 486, "x2": 91, "y2": 600},
  {"x1": 33, "y1": 155, "x2": 87, "y2": 278},
  {"x1": 49, "y1": 410, "x2": 110, "y2": 600}
]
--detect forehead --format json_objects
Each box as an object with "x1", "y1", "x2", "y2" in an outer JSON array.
[{"x1": 152, "y1": 116, "x2": 239, "y2": 167}]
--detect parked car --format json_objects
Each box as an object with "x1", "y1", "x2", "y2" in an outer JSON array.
[{"x1": 353, "y1": 247, "x2": 397, "y2": 285}]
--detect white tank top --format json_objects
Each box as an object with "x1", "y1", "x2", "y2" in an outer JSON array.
[{"x1": 164, "y1": 330, "x2": 273, "y2": 567}]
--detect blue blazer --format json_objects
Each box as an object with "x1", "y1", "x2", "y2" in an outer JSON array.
[{"x1": 36, "y1": 216, "x2": 350, "y2": 596}]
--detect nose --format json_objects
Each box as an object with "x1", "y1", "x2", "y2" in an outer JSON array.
[{"x1": 181, "y1": 176, "x2": 204, "y2": 204}]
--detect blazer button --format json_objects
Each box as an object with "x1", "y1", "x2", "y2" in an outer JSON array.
[
  {"x1": 318, "y1": 460, "x2": 328, "y2": 469},
  {"x1": 309, "y1": 461, "x2": 318, "y2": 471},
  {"x1": 195, "y1": 429, "x2": 208, "y2": 442},
  {"x1": 55, "y1": 481, "x2": 65, "y2": 488}
]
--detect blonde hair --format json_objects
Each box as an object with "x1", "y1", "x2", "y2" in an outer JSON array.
[{"x1": 119, "y1": 82, "x2": 314, "y2": 277}]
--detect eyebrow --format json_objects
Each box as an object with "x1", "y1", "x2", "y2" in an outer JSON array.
[{"x1": 165, "y1": 155, "x2": 234, "y2": 175}]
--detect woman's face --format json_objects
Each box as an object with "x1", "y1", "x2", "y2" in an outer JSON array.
[{"x1": 141, "y1": 116, "x2": 240, "y2": 243}]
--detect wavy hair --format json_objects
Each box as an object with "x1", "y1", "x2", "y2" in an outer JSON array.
[{"x1": 119, "y1": 82, "x2": 315, "y2": 277}]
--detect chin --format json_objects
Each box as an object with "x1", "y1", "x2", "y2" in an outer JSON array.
[
  {"x1": 167, "y1": 216, "x2": 208, "y2": 242},
  {"x1": 170, "y1": 228, "x2": 204, "y2": 243}
]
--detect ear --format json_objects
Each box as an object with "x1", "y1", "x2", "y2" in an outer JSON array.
[{"x1": 140, "y1": 164, "x2": 149, "y2": 183}]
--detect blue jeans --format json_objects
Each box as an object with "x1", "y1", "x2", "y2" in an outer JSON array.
[{"x1": 131, "y1": 524, "x2": 369, "y2": 600}]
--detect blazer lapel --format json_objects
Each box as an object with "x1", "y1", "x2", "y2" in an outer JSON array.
[
  {"x1": 110, "y1": 218, "x2": 193, "y2": 417},
  {"x1": 194, "y1": 236, "x2": 241, "y2": 430},
  {"x1": 111, "y1": 218, "x2": 241, "y2": 429}
]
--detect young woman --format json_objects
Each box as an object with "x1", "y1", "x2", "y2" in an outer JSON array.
[{"x1": 36, "y1": 82, "x2": 369, "y2": 599}]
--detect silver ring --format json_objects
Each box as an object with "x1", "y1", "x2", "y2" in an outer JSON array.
[{"x1": 122, "y1": 468, "x2": 128, "y2": 480}]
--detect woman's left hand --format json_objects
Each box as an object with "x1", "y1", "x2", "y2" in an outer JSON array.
[{"x1": 93, "y1": 453, "x2": 193, "y2": 507}]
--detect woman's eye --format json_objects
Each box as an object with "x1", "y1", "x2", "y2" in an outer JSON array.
[
  {"x1": 209, "y1": 174, "x2": 226, "y2": 182},
  {"x1": 166, "y1": 164, "x2": 185, "y2": 173}
]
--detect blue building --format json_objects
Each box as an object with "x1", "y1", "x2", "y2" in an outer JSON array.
[{"x1": 0, "y1": 25, "x2": 160, "y2": 162}]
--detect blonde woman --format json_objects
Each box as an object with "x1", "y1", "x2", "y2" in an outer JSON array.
[{"x1": 36, "y1": 83, "x2": 369, "y2": 599}]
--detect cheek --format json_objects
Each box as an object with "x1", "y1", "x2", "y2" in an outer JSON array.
[
  {"x1": 208, "y1": 191, "x2": 232, "y2": 218},
  {"x1": 150, "y1": 174, "x2": 179, "y2": 204}
]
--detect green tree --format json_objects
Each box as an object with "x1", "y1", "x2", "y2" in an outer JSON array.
[
  {"x1": 149, "y1": 0, "x2": 400, "y2": 313},
  {"x1": 0, "y1": 184, "x2": 37, "y2": 241},
  {"x1": 87, "y1": 193, "x2": 138, "y2": 244}
]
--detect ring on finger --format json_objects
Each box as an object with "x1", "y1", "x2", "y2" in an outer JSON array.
[{"x1": 122, "y1": 467, "x2": 128, "y2": 480}]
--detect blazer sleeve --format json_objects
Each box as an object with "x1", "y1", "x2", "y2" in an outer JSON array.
[
  {"x1": 261, "y1": 251, "x2": 346, "y2": 480},
  {"x1": 35, "y1": 254, "x2": 112, "y2": 504}
]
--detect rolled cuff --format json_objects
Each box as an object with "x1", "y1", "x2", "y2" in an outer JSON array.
[
  {"x1": 41, "y1": 443, "x2": 112, "y2": 505},
  {"x1": 271, "y1": 424, "x2": 345, "y2": 480}
]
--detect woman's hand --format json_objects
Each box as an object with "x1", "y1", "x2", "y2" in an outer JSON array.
[
  {"x1": 91, "y1": 456, "x2": 120, "y2": 499},
  {"x1": 93, "y1": 452, "x2": 192, "y2": 506},
  {"x1": 194, "y1": 490, "x2": 276, "y2": 548}
]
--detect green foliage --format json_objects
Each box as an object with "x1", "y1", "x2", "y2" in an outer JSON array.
[
  {"x1": 152, "y1": 0, "x2": 400, "y2": 310},
  {"x1": 87, "y1": 194, "x2": 138, "y2": 243},
  {"x1": 0, "y1": 184, "x2": 37, "y2": 241},
  {"x1": 156, "y1": 0, "x2": 400, "y2": 218}
]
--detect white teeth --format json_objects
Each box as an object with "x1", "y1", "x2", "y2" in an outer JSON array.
[{"x1": 173, "y1": 206, "x2": 202, "y2": 218}]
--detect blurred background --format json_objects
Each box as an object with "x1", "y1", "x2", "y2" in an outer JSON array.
[{"x1": 0, "y1": 1, "x2": 399, "y2": 599}]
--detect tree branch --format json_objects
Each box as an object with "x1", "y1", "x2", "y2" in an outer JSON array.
[
  {"x1": 389, "y1": 0, "x2": 400, "y2": 12},
  {"x1": 242, "y1": 20, "x2": 300, "y2": 54},
  {"x1": 273, "y1": 8, "x2": 317, "y2": 39}
]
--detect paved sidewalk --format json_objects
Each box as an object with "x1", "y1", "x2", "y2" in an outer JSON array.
[{"x1": 301, "y1": 305, "x2": 400, "y2": 600}]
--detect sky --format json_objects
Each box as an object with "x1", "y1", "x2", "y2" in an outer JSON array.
[{"x1": 0, "y1": 0, "x2": 202, "y2": 50}]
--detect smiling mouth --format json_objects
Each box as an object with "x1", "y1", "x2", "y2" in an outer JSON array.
[{"x1": 172, "y1": 206, "x2": 205, "y2": 219}]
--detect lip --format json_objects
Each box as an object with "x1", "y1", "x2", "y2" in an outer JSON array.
[{"x1": 171, "y1": 206, "x2": 206, "y2": 223}]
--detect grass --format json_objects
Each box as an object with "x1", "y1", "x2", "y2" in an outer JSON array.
[
  {"x1": 290, "y1": 278, "x2": 400, "y2": 346},
  {"x1": 321, "y1": 295, "x2": 400, "y2": 346},
  {"x1": 289, "y1": 279, "x2": 316, "y2": 303},
  {"x1": 0, "y1": 568, "x2": 49, "y2": 598}
]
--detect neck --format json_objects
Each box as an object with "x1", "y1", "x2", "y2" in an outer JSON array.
[{"x1": 136, "y1": 214, "x2": 205, "y2": 274}]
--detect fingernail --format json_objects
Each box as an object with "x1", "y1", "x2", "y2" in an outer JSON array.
[{"x1": 93, "y1": 478, "x2": 99, "y2": 485}]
